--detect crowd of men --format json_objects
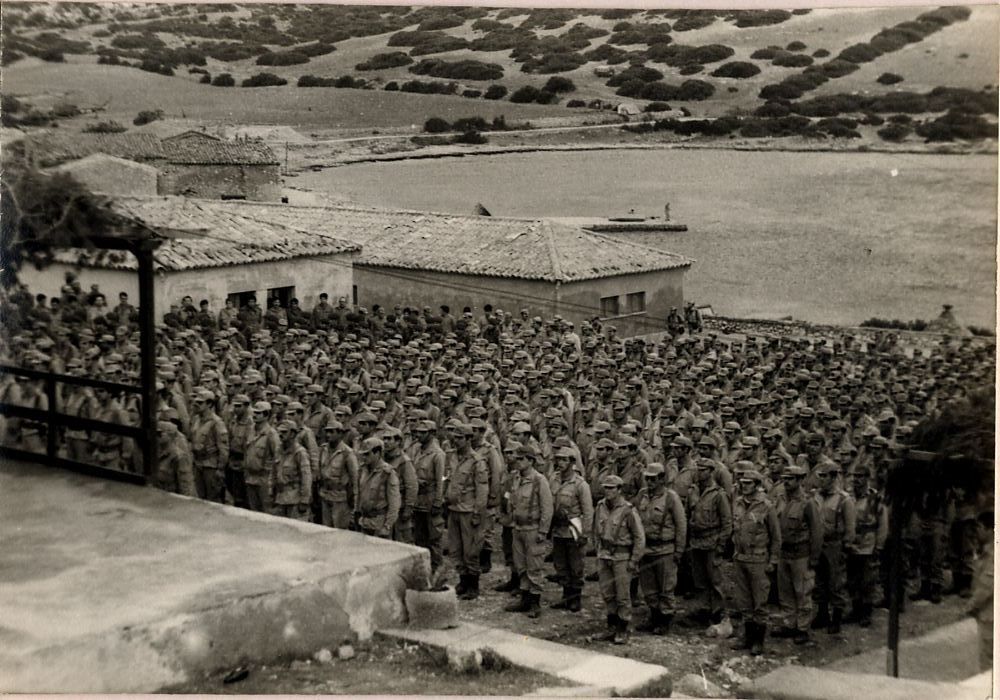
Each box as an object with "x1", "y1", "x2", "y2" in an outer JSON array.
[{"x1": 1, "y1": 275, "x2": 994, "y2": 660}]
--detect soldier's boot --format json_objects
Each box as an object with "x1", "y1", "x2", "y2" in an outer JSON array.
[
  {"x1": 479, "y1": 548, "x2": 493, "y2": 574},
  {"x1": 731, "y1": 621, "x2": 752, "y2": 650},
  {"x1": 637, "y1": 609, "x2": 659, "y2": 633},
  {"x1": 504, "y1": 590, "x2": 532, "y2": 613},
  {"x1": 858, "y1": 603, "x2": 872, "y2": 628},
  {"x1": 909, "y1": 580, "x2": 930, "y2": 601},
  {"x1": 793, "y1": 629, "x2": 812, "y2": 646},
  {"x1": 613, "y1": 618, "x2": 631, "y2": 645},
  {"x1": 656, "y1": 613, "x2": 673, "y2": 635},
  {"x1": 750, "y1": 622, "x2": 766, "y2": 657},
  {"x1": 959, "y1": 575, "x2": 974, "y2": 599},
  {"x1": 459, "y1": 575, "x2": 480, "y2": 601},
  {"x1": 597, "y1": 614, "x2": 619, "y2": 642},
  {"x1": 928, "y1": 584, "x2": 942, "y2": 605},
  {"x1": 946, "y1": 573, "x2": 971, "y2": 597},
  {"x1": 811, "y1": 604, "x2": 829, "y2": 630},
  {"x1": 455, "y1": 574, "x2": 469, "y2": 596},
  {"x1": 772, "y1": 626, "x2": 798, "y2": 639},
  {"x1": 567, "y1": 587, "x2": 583, "y2": 613},
  {"x1": 526, "y1": 593, "x2": 542, "y2": 619},
  {"x1": 551, "y1": 587, "x2": 572, "y2": 609},
  {"x1": 828, "y1": 608, "x2": 843, "y2": 635},
  {"x1": 494, "y1": 571, "x2": 520, "y2": 592}
]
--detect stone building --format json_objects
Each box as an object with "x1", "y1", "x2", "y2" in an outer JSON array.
[
  {"x1": 49, "y1": 154, "x2": 159, "y2": 196},
  {"x1": 27, "y1": 196, "x2": 358, "y2": 318}
]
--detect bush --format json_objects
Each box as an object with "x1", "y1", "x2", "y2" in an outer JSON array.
[
  {"x1": 773, "y1": 52, "x2": 813, "y2": 67},
  {"x1": 821, "y1": 59, "x2": 860, "y2": 78},
  {"x1": 566, "y1": 99, "x2": 586, "y2": 108},
  {"x1": 462, "y1": 89, "x2": 482, "y2": 98},
  {"x1": 521, "y1": 53, "x2": 587, "y2": 74},
  {"x1": 606, "y1": 65, "x2": 663, "y2": 87},
  {"x1": 333, "y1": 75, "x2": 367, "y2": 89},
  {"x1": 201, "y1": 41, "x2": 265, "y2": 62},
  {"x1": 968, "y1": 325, "x2": 995, "y2": 337},
  {"x1": 199, "y1": 74, "x2": 211, "y2": 84},
  {"x1": 484, "y1": 84, "x2": 508, "y2": 100},
  {"x1": 838, "y1": 43, "x2": 882, "y2": 64},
  {"x1": 452, "y1": 117, "x2": 489, "y2": 132},
  {"x1": 759, "y1": 82, "x2": 803, "y2": 100},
  {"x1": 424, "y1": 117, "x2": 451, "y2": 133},
  {"x1": 256, "y1": 50, "x2": 310, "y2": 66},
  {"x1": 241, "y1": 72, "x2": 288, "y2": 87},
  {"x1": 585, "y1": 44, "x2": 628, "y2": 64},
  {"x1": 411, "y1": 135, "x2": 451, "y2": 146},
  {"x1": 410, "y1": 58, "x2": 503, "y2": 81},
  {"x1": 384, "y1": 81, "x2": 399, "y2": 91},
  {"x1": 786, "y1": 40, "x2": 807, "y2": 51},
  {"x1": 877, "y1": 123, "x2": 912, "y2": 142},
  {"x1": 139, "y1": 60, "x2": 173, "y2": 76},
  {"x1": 639, "y1": 82, "x2": 679, "y2": 101},
  {"x1": 755, "y1": 100, "x2": 791, "y2": 118},
  {"x1": 877, "y1": 72, "x2": 904, "y2": 85},
  {"x1": 732, "y1": 9, "x2": 792, "y2": 27},
  {"x1": 510, "y1": 85, "x2": 541, "y2": 103},
  {"x1": 860, "y1": 113, "x2": 885, "y2": 126},
  {"x1": 39, "y1": 48, "x2": 64, "y2": 62},
  {"x1": 356, "y1": 51, "x2": 413, "y2": 71},
  {"x1": 672, "y1": 13, "x2": 715, "y2": 32},
  {"x1": 83, "y1": 120, "x2": 127, "y2": 133},
  {"x1": 889, "y1": 114, "x2": 913, "y2": 124},
  {"x1": 916, "y1": 110, "x2": 996, "y2": 141},
  {"x1": 133, "y1": 109, "x2": 164, "y2": 126},
  {"x1": 711, "y1": 61, "x2": 760, "y2": 79},
  {"x1": 211, "y1": 73, "x2": 235, "y2": 87},
  {"x1": 399, "y1": 79, "x2": 457, "y2": 95},
  {"x1": 750, "y1": 47, "x2": 781, "y2": 60},
  {"x1": 645, "y1": 101, "x2": 671, "y2": 112},
  {"x1": 812, "y1": 48, "x2": 831, "y2": 58},
  {"x1": 297, "y1": 75, "x2": 337, "y2": 87},
  {"x1": 543, "y1": 76, "x2": 576, "y2": 93},
  {"x1": 534, "y1": 90, "x2": 558, "y2": 105},
  {"x1": 111, "y1": 33, "x2": 166, "y2": 50},
  {"x1": 677, "y1": 79, "x2": 715, "y2": 100}
]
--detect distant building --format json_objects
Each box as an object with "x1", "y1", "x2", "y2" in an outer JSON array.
[
  {"x1": 616, "y1": 103, "x2": 642, "y2": 119},
  {"x1": 27, "y1": 196, "x2": 358, "y2": 317},
  {"x1": 216, "y1": 200, "x2": 694, "y2": 336},
  {"x1": 22, "y1": 131, "x2": 282, "y2": 201},
  {"x1": 48, "y1": 154, "x2": 159, "y2": 196},
  {"x1": 594, "y1": 65, "x2": 616, "y2": 77}
]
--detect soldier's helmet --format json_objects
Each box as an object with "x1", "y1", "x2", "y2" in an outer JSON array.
[{"x1": 643, "y1": 462, "x2": 666, "y2": 478}]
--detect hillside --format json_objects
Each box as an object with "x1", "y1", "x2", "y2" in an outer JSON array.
[{"x1": 2, "y1": 3, "x2": 997, "y2": 138}]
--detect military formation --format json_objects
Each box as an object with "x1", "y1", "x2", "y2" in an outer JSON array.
[{"x1": 1, "y1": 276, "x2": 994, "y2": 658}]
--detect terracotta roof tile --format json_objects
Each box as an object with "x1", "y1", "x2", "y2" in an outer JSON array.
[{"x1": 24, "y1": 131, "x2": 278, "y2": 167}]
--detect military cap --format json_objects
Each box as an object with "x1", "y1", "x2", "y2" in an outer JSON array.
[
  {"x1": 877, "y1": 409, "x2": 896, "y2": 423},
  {"x1": 469, "y1": 417, "x2": 488, "y2": 429},
  {"x1": 554, "y1": 446, "x2": 577, "y2": 459},
  {"x1": 595, "y1": 438, "x2": 618, "y2": 450},
  {"x1": 617, "y1": 435, "x2": 637, "y2": 448},
  {"x1": 861, "y1": 425, "x2": 880, "y2": 437},
  {"x1": 807, "y1": 432, "x2": 825, "y2": 444},
  {"x1": 738, "y1": 469, "x2": 764, "y2": 482},
  {"x1": 323, "y1": 419, "x2": 345, "y2": 431},
  {"x1": 357, "y1": 437, "x2": 384, "y2": 454},
  {"x1": 450, "y1": 422, "x2": 474, "y2": 436},
  {"x1": 518, "y1": 443, "x2": 541, "y2": 460},
  {"x1": 871, "y1": 436, "x2": 890, "y2": 447},
  {"x1": 381, "y1": 426, "x2": 403, "y2": 439},
  {"x1": 276, "y1": 419, "x2": 297, "y2": 433},
  {"x1": 286, "y1": 401, "x2": 305, "y2": 412},
  {"x1": 416, "y1": 419, "x2": 437, "y2": 432},
  {"x1": 697, "y1": 457, "x2": 716, "y2": 469},
  {"x1": 783, "y1": 465, "x2": 808, "y2": 478},
  {"x1": 232, "y1": 393, "x2": 251, "y2": 404},
  {"x1": 593, "y1": 421, "x2": 612, "y2": 432},
  {"x1": 356, "y1": 411, "x2": 378, "y2": 424},
  {"x1": 671, "y1": 435, "x2": 694, "y2": 448},
  {"x1": 723, "y1": 421, "x2": 741, "y2": 432},
  {"x1": 273, "y1": 393, "x2": 291, "y2": 405},
  {"x1": 196, "y1": 388, "x2": 215, "y2": 401},
  {"x1": 697, "y1": 436, "x2": 716, "y2": 448},
  {"x1": 643, "y1": 462, "x2": 666, "y2": 478},
  {"x1": 252, "y1": 401, "x2": 272, "y2": 413},
  {"x1": 691, "y1": 418, "x2": 709, "y2": 430},
  {"x1": 601, "y1": 474, "x2": 625, "y2": 488}
]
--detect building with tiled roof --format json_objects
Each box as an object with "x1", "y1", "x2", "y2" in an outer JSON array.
[
  {"x1": 29, "y1": 196, "x2": 358, "y2": 317},
  {"x1": 211, "y1": 200, "x2": 694, "y2": 336}
]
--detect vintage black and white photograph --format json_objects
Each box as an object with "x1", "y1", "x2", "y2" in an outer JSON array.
[{"x1": 0, "y1": 1, "x2": 996, "y2": 697}]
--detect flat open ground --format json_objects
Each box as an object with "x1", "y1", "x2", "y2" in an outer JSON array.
[{"x1": 298, "y1": 148, "x2": 997, "y2": 328}]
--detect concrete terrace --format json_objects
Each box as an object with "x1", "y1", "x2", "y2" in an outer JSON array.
[{"x1": 0, "y1": 460, "x2": 428, "y2": 693}]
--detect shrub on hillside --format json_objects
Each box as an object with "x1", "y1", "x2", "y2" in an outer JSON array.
[
  {"x1": 384, "y1": 81, "x2": 399, "y2": 91},
  {"x1": 838, "y1": 43, "x2": 882, "y2": 64},
  {"x1": 644, "y1": 101, "x2": 671, "y2": 112},
  {"x1": 820, "y1": 59, "x2": 860, "y2": 78},
  {"x1": 356, "y1": 52, "x2": 413, "y2": 71},
  {"x1": 585, "y1": 44, "x2": 628, "y2": 63},
  {"x1": 484, "y1": 84, "x2": 508, "y2": 100},
  {"x1": 424, "y1": 117, "x2": 451, "y2": 133},
  {"x1": 877, "y1": 123, "x2": 912, "y2": 141},
  {"x1": 399, "y1": 79, "x2": 457, "y2": 95},
  {"x1": 39, "y1": 48, "x2": 65, "y2": 62},
  {"x1": 759, "y1": 82, "x2": 803, "y2": 101},
  {"x1": 786, "y1": 40, "x2": 807, "y2": 51},
  {"x1": 509, "y1": 85, "x2": 543, "y2": 103},
  {"x1": 111, "y1": 33, "x2": 166, "y2": 50},
  {"x1": 212, "y1": 73, "x2": 235, "y2": 87},
  {"x1": 755, "y1": 100, "x2": 791, "y2": 117},
  {"x1": 860, "y1": 113, "x2": 885, "y2": 126},
  {"x1": 298, "y1": 75, "x2": 337, "y2": 87},
  {"x1": 201, "y1": 41, "x2": 265, "y2": 62},
  {"x1": 732, "y1": 9, "x2": 792, "y2": 27},
  {"x1": 607, "y1": 65, "x2": 663, "y2": 87},
  {"x1": 242, "y1": 72, "x2": 288, "y2": 87},
  {"x1": 543, "y1": 76, "x2": 576, "y2": 93},
  {"x1": 462, "y1": 89, "x2": 482, "y2": 98},
  {"x1": 523, "y1": 53, "x2": 587, "y2": 74},
  {"x1": 452, "y1": 117, "x2": 490, "y2": 132},
  {"x1": 672, "y1": 13, "x2": 715, "y2": 32},
  {"x1": 750, "y1": 46, "x2": 781, "y2": 60},
  {"x1": 199, "y1": 74, "x2": 212, "y2": 83},
  {"x1": 83, "y1": 120, "x2": 127, "y2": 133},
  {"x1": 133, "y1": 109, "x2": 164, "y2": 126},
  {"x1": 639, "y1": 82, "x2": 679, "y2": 101},
  {"x1": 916, "y1": 110, "x2": 996, "y2": 141},
  {"x1": 256, "y1": 50, "x2": 309, "y2": 66},
  {"x1": 333, "y1": 75, "x2": 368, "y2": 89},
  {"x1": 877, "y1": 72, "x2": 904, "y2": 85},
  {"x1": 410, "y1": 58, "x2": 503, "y2": 81},
  {"x1": 418, "y1": 15, "x2": 465, "y2": 31},
  {"x1": 678, "y1": 79, "x2": 715, "y2": 100},
  {"x1": 299, "y1": 42, "x2": 336, "y2": 58},
  {"x1": 712, "y1": 61, "x2": 760, "y2": 78},
  {"x1": 139, "y1": 59, "x2": 173, "y2": 75},
  {"x1": 773, "y1": 52, "x2": 813, "y2": 67},
  {"x1": 812, "y1": 48, "x2": 831, "y2": 58},
  {"x1": 566, "y1": 99, "x2": 586, "y2": 108}
]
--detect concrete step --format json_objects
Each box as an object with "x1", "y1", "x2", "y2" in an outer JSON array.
[
  {"x1": 1, "y1": 461, "x2": 429, "y2": 693},
  {"x1": 380, "y1": 621, "x2": 672, "y2": 697},
  {"x1": 745, "y1": 665, "x2": 989, "y2": 700}
]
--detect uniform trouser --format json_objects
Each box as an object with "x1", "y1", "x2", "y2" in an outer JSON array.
[
  {"x1": 677, "y1": 549, "x2": 695, "y2": 595},
  {"x1": 733, "y1": 560, "x2": 770, "y2": 625},
  {"x1": 778, "y1": 556, "x2": 815, "y2": 631},
  {"x1": 513, "y1": 527, "x2": 546, "y2": 593},
  {"x1": 274, "y1": 503, "x2": 311, "y2": 521},
  {"x1": 245, "y1": 481, "x2": 272, "y2": 513},
  {"x1": 950, "y1": 519, "x2": 977, "y2": 579},
  {"x1": 598, "y1": 558, "x2": 633, "y2": 622},
  {"x1": 918, "y1": 521, "x2": 945, "y2": 588},
  {"x1": 321, "y1": 500, "x2": 353, "y2": 529},
  {"x1": 413, "y1": 510, "x2": 445, "y2": 570},
  {"x1": 225, "y1": 464, "x2": 248, "y2": 507},
  {"x1": 978, "y1": 619, "x2": 993, "y2": 671},
  {"x1": 448, "y1": 511, "x2": 482, "y2": 576},
  {"x1": 690, "y1": 547, "x2": 725, "y2": 615},
  {"x1": 67, "y1": 436, "x2": 90, "y2": 463},
  {"x1": 394, "y1": 514, "x2": 414, "y2": 544},
  {"x1": 481, "y1": 509, "x2": 496, "y2": 554},
  {"x1": 95, "y1": 449, "x2": 121, "y2": 471},
  {"x1": 500, "y1": 524, "x2": 514, "y2": 567},
  {"x1": 552, "y1": 536, "x2": 586, "y2": 590},
  {"x1": 21, "y1": 431, "x2": 44, "y2": 453},
  {"x1": 815, "y1": 542, "x2": 849, "y2": 613},
  {"x1": 639, "y1": 552, "x2": 678, "y2": 615},
  {"x1": 847, "y1": 551, "x2": 877, "y2": 608},
  {"x1": 195, "y1": 465, "x2": 226, "y2": 502}
]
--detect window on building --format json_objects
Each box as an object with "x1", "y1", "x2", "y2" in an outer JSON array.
[
  {"x1": 267, "y1": 286, "x2": 294, "y2": 308},
  {"x1": 626, "y1": 291, "x2": 646, "y2": 314},
  {"x1": 352, "y1": 285, "x2": 358, "y2": 306},
  {"x1": 600, "y1": 295, "x2": 620, "y2": 318},
  {"x1": 227, "y1": 291, "x2": 258, "y2": 309}
]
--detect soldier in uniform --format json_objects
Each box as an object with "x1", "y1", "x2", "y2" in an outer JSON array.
[
  {"x1": 730, "y1": 468, "x2": 781, "y2": 656},
  {"x1": 635, "y1": 462, "x2": 686, "y2": 635},
  {"x1": 225, "y1": 393, "x2": 253, "y2": 508},
  {"x1": 190, "y1": 388, "x2": 229, "y2": 503},
  {"x1": 549, "y1": 445, "x2": 593, "y2": 612},
  {"x1": 504, "y1": 443, "x2": 554, "y2": 618},
  {"x1": 846, "y1": 465, "x2": 887, "y2": 627},
  {"x1": 411, "y1": 419, "x2": 447, "y2": 571},
  {"x1": 155, "y1": 414, "x2": 197, "y2": 497},
  {"x1": 688, "y1": 457, "x2": 732, "y2": 627},
  {"x1": 317, "y1": 419, "x2": 358, "y2": 529},
  {"x1": 245, "y1": 401, "x2": 279, "y2": 513},
  {"x1": 356, "y1": 437, "x2": 401, "y2": 539},
  {"x1": 774, "y1": 465, "x2": 823, "y2": 645},
  {"x1": 383, "y1": 426, "x2": 417, "y2": 543},
  {"x1": 272, "y1": 419, "x2": 312, "y2": 520},
  {"x1": 594, "y1": 474, "x2": 645, "y2": 644},
  {"x1": 445, "y1": 422, "x2": 490, "y2": 600},
  {"x1": 812, "y1": 463, "x2": 856, "y2": 634},
  {"x1": 472, "y1": 417, "x2": 505, "y2": 574},
  {"x1": 494, "y1": 441, "x2": 522, "y2": 593}
]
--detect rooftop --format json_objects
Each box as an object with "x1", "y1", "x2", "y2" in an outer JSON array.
[{"x1": 207, "y1": 200, "x2": 694, "y2": 283}]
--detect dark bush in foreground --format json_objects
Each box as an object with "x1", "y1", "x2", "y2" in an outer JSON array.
[
  {"x1": 199, "y1": 74, "x2": 211, "y2": 83},
  {"x1": 860, "y1": 317, "x2": 928, "y2": 331},
  {"x1": 521, "y1": 53, "x2": 587, "y2": 74},
  {"x1": 755, "y1": 101, "x2": 791, "y2": 118},
  {"x1": 356, "y1": 52, "x2": 413, "y2": 71},
  {"x1": 384, "y1": 81, "x2": 399, "y2": 91},
  {"x1": 838, "y1": 43, "x2": 882, "y2": 64},
  {"x1": 543, "y1": 76, "x2": 576, "y2": 93},
  {"x1": 732, "y1": 9, "x2": 792, "y2": 27},
  {"x1": 484, "y1": 84, "x2": 508, "y2": 100},
  {"x1": 133, "y1": 109, "x2": 164, "y2": 126},
  {"x1": 645, "y1": 101, "x2": 671, "y2": 112},
  {"x1": 462, "y1": 89, "x2": 482, "y2": 98},
  {"x1": 711, "y1": 61, "x2": 760, "y2": 78},
  {"x1": 820, "y1": 59, "x2": 861, "y2": 78},
  {"x1": 877, "y1": 72, "x2": 904, "y2": 85},
  {"x1": 112, "y1": 33, "x2": 166, "y2": 50},
  {"x1": 607, "y1": 65, "x2": 663, "y2": 86},
  {"x1": 452, "y1": 117, "x2": 490, "y2": 132},
  {"x1": 751, "y1": 47, "x2": 781, "y2": 60},
  {"x1": 678, "y1": 79, "x2": 715, "y2": 100},
  {"x1": 242, "y1": 72, "x2": 288, "y2": 87},
  {"x1": 212, "y1": 73, "x2": 235, "y2": 87},
  {"x1": 968, "y1": 325, "x2": 995, "y2": 337},
  {"x1": 916, "y1": 110, "x2": 996, "y2": 141}
]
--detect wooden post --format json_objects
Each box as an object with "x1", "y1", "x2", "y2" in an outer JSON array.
[
  {"x1": 45, "y1": 374, "x2": 58, "y2": 459},
  {"x1": 136, "y1": 242, "x2": 158, "y2": 482},
  {"x1": 886, "y1": 485, "x2": 904, "y2": 677}
]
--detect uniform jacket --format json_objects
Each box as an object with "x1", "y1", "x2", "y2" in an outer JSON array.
[
  {"x1": 191, "y1": 411, "x2": 229, "y2": 468},
  {"x1": 274, "y1": 443, "x2": 312, "y2": 506},
  {"x1": 156, "y1": 431, "x2": 197, "y2": 497},
  {"x1": 550, "y1": 470, "x2": 593, "y2": 540},
  {"x1": 389, "y1": 452, "x2": 418, "y2": 517},
  {"x1": 475, "y1": 440, "x2": 506, "y2": 511},
  {"x1": 732, "y1": 491, "x2": 781, "y2": 565},
  {"x1": 510, "y1": 467, "x2": 554, "y2": 533},
  {"x1": 411, "y1": 438, "x2": 446, "y2": 511},
  {"x1": 445, "y1": 449, "x2": 489, "y2": 514},
  {"x1": 848, "y1": 488, "x2": 888, "y2": 555},
  {"x1": 637, "y1": 486, "x2": 686, "y2": 556},
  {"x1": 816, "y1": 489, "x2": 857, "y2": 545},
  {"x1": 779, "y1": 489, "x2": 824, "y2": 560},
  {"x1": 689, "y1": 481, "x2": 733, "y2": 550},
  {"x1": 594, "y1": 496, "x2": 645, "y2": 566},
  {"x1": 245, "y1": 423, "x2": 280, "y2": 486},
  {"x1": 358, "y1": 462, "x2": 401, "y2": 536},
  {"x1": 227, "y1": 414, "x2": 254, "y2": 466},
  {"x1": 318, "y1": 441, "x2": 358, "y2": 504}
]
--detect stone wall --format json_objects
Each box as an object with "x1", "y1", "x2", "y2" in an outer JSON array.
[{"x1": 159, "y1": 163, "x2": 282, "y2": 202}]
